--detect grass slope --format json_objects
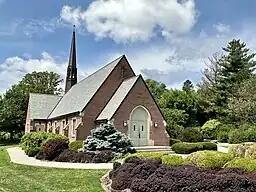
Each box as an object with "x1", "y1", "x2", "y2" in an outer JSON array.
[{"x1": 0, "y1": 147, "x2": 106, "y2": 192}]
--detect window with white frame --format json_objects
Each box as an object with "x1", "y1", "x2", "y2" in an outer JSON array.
[{"x1": 72, "y1": 119, "x2": 76, "y2": 135}]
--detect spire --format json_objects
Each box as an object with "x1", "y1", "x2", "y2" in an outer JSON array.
[
  {"x1": 65, "y1": 25, "x2": 78, "y2": 93},
  {"x1": 68, "y1": 25, "x2": 76, "y2": 67}
]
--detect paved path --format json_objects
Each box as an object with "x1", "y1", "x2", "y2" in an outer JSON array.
[{"x1": 7, "y1": 147, "x2": 113, "y2": 170}]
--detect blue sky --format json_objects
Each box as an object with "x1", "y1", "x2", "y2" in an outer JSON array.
[{"x1": 1, "y1": 0, "x2": 256, "y2": 94}]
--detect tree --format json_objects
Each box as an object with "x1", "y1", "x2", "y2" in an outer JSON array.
[
  {"x1": 20, "y1": 71, "x2": 63, "y2": 95},
  {"x1": 227, "y1": 77, "x2": 256, "y2": 124},
  {"x1": 0, "y1": 71, "x2": 63, "y2": 139},
  {"x1": 145, "y1": 79, "x2": 167, "y2": 101},
  {"x1": 82, "y1": 122, "x2": 134, "y2": 155},
  {"x1": 214, "y1": 39, "x2": 256, "y2": 117},
  {"x1": 182, "y1": 80, "x2": 194, "y2": 92},
  {"x1": 159, "y1": 89, "x2": 199, "y2": 128}
]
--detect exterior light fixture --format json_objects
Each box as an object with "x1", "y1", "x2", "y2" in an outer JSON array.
[
  {"x1": 154, "y1": 122, "x2": 158, "y2": 127},
  {"x1": 123, "y1": 121, "x2": 127, "y2": 127}
]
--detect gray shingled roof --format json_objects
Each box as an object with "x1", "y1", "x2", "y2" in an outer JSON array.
[
  {"x1": 48, "y1": 55, "x2": 124, "y2": 119},
  {"x1": 97, "y1": 76, "x2": 140, "y2": 120},
  {"x1": 29, "y1": 93, "x2": 62, "y2": 120}
]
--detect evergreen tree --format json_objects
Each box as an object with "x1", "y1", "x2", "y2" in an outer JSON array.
[
  {"x1": 182, "y1": 80, "x2": 194, "y2": 92},
  {"x1": 82, "y1": 122, "x2": 134, "y2": 155},
  {"x1": 214, "y1": 39, "x2": 256, "y2": 117}
]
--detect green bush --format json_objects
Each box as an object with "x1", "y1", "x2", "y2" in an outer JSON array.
[
  {"x1": 169, "y1": 138, "x2": 181, "y2": 146},
  {"x1": 126, "y1": 152, "x2": 168, "y2": 161},
  {"x1": 187, "y1": 150, "x2": 233, "y2": 168},
  {"x1": 69, "y1": 140, "x2": 83, "y2": 151},
  {"x1": 217, "y1": 131, "x2": 229, "y2": 143},
  {"x1": 228, "y1": 124, "x2": 256, "y2": 144},
  {"x1": 180, "y1": 127, "x2": 203, "y2": 142},
  {"x1": 161, "y1": 155, "x2": 185, "y2": 166},
  {"x1": 224, "y1": 158, "x2": 256, "y2": 172},
  {"x1": 20, "y1": 132, "x2": 68, "y2": 157},
  {"x1": 216, "y1": 124, "x2": 233, "y2": 143},
  {"x1": 200, "y1": 119, "x2": 221, "y2": 139},
  {"x1": 171, "y1": 142, "x2": 217, "y2": 154}
]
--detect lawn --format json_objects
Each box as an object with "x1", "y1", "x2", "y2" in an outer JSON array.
[{"x1": 0, "y1": 147, "x2": 107, "y2": 192}]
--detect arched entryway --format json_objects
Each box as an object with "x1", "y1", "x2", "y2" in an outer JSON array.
[{"x1": 129, "y1": 106, "x2": 150, "y2": 146}]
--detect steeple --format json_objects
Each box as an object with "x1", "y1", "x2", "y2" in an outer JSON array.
[{"x1": 65, "y1": 25, "x2": 78, "y2": 93}]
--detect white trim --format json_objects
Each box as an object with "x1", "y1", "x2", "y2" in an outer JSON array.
[{"x1": 128, "y1": 105, "x2": 151, "y2": 146}]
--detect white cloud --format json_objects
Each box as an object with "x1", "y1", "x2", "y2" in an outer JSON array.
[
  {"x1": 214, "y1": 23, "x2": 230, "y2": 33},
  {"x1": 111, "y1": 23, "x2": 256, "y2": 88},
  {"x1": 60, "y1": 0, "x2": 198, "y2": 43},
  {"x1": 0, "y1": 53, "x2": 87, "y2": 94}
]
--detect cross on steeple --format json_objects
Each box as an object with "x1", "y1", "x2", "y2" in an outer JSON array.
[{"x1": 65, "y1": 25, "x2": 78, "y2": 93}]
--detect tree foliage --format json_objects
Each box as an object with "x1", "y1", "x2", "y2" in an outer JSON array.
[
  {"x1": 145, "y1": 79, "x2": 167, "y2": 101},
  {"x1": 0, "y1": 71, "x2": 63, "y2": 138}
]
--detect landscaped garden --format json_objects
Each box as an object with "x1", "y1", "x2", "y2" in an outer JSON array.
[
  {"x1": 0, "y1": 146, "x2": 106, "y2": 192},
  {"x1": 19, "y1": 123, "x2": 135, "y2": 163}
]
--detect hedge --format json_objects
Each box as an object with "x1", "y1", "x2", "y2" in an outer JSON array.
[
  {"x1": 110, "y1": 157, "x2": 256, "y2": 191},
  {"x1": 161, "y1": 155, "x2": 185, "y2": 166},
  {"x1": 228, "y1": 124, "x2": 256, "y2": 144},
  {"x1": 169, "y1": 138, "x2": 181, "y2": 146},
  {"x1": 125, "y1": 152, "x2": 168, "y2": 161},
  {"x1": 224, "y1": 158, "x2": 256, "y2": 173},
  {"x1": 69, "y1": 140, "x2": 83, "y2": 151},
  {"x1": 171, "y1": 142, "x2": 217, "y2": 154},
  {"x1": 20, "y1": 132, "x2": 68, "y2": 157},
  {"x1": 187, "y1": 150, "x2": 233, "y2": 168}
]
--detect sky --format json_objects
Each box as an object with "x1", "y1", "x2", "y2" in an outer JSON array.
[{"x1": 1, "y1": 0, "x2": 256, "y2": 94}]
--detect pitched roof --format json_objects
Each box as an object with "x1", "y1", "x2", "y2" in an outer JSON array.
[
  {"x1": 48, "y1": 55, "x2": 124, "y2": 119},
  {"x1": 96, "y1": 75, "x2": 140, "y2": 120},
  {"x1": 29, "y1": 93, "x2": 62, "y2": 120}
]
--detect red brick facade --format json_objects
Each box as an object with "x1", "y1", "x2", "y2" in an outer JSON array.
[
  {"x1": 77, "y1": 57, "x2": 135, "y2": 140},
  {"x1": 112, "y1": 77, "x2": 169, "y2": 146}
]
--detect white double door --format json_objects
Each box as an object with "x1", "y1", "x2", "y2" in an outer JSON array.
[{"x1": 130, "y1": 120, "x2": 148, "y2": 146}]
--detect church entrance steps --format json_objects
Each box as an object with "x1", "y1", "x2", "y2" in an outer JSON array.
[{"x1": 133, "y1": 146, "x2": 174, "y2": 153}]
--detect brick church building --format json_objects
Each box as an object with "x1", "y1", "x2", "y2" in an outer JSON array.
[{"x1": 25, "y1": 28, "x2": 169, "y2": 146}]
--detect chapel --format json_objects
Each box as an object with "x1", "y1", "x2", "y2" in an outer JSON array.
[{"x1": 25, "y1": 28, "x2": 169, "y2": 146}]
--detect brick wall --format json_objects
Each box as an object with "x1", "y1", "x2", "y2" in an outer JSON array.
[
  {"x1": 112, "y1": 77, "x2": 169, "y2": 146},
  {"x1": 77, "y1": 57, "x2": 135, "y2": 140}
]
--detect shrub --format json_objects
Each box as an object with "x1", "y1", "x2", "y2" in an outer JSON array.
[
  {"x1": 126, "y1": 152, "x2": 168, "y2": 161},
  {"x1": 200, "y1": 119, "x2": 221, "y2": 139},
  {"x1": 111, "y1": 158, "x2": 256, "y2": 191},
  {"x1": 36, "y1": 139, "x2": 69, "y2": 161},
  {"x1": 54, "y1": 149, "x2": 77, "y2": 162},
  {"x1": 161, "y1": 155, "x2": 185, "y2": 166},
  {"x1": 20, "y1": 132, "x2": 68, "y2": 157},
  {"x1": 82, "y1": 123, "x2": 134, "y2": 155},
  {"x1": 180, "y1": 127, "x2": 203, "y2": 142},
  {"x1": 217, "y1": 131, "x2": 229, "y2": 143},
  {"x1": 69, "y1": 140, "x2": 83, "y2": 151},
  {"x1": 171, "y1": 142, "x2": 217, "y2": 154},
  {"x1": 245, "y1": 144, "x2": 256, "y2": 158},
  {"x1": 92, "y1": 150, "x2": 115, "y2": 163},
  {"x1": 228, "y1": 144, "x2": 247, "y2": 158},
  {"x1": 224, "y1": 158, "x2": 256, "y2": 172},
  {"x1": 228, "y1": 124, "x2": 256, "y2": 144},
  {"x1": 169, "y1": 138, "x2": 181, "y2": 146},
  {"x1": 187, "y1": 150, "x2": 233, "y2": 168}
]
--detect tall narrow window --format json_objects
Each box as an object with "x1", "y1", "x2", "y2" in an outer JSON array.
[
  {"x1": 72, "y1": 119, "x2": 76, "y2": 135},
  {"x1": 141, "y1": 125, "x2": 144, "y2": 131},
  {"x1": 133, "y1": 125, "x2": 136, "y2": 131}
]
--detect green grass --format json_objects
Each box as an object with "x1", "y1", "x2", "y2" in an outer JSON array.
[{"x1": 0, "y1": 147, "x2": 107, "y2": 192}]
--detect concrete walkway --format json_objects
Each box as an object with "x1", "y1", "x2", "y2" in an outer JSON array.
[{"x1": 7, "y1": 147, "x2": 113, "y2": 170}]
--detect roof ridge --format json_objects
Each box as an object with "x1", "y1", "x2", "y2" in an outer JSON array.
[{"x1": 68, "y1": 55, "x2": 124, "y2": 91}]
